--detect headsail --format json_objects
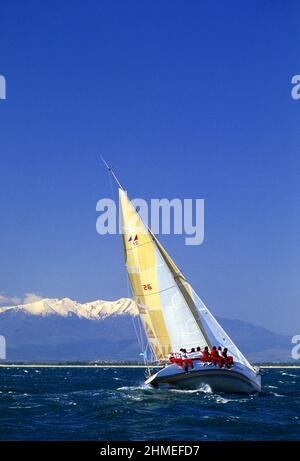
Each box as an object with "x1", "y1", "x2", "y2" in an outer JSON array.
[
  {"x1": 117, "y1": 185, "x2": 251, "y2": 369},
  {"x1": 146, "y1": 230, "x2": 251, "y2": 368}
]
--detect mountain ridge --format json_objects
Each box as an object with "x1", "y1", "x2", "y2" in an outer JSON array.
[
  {"x1": 0, "y1": 297, "x2": 294, "y2": 362},
  {"x1": 0, "y1": 297, "x2": 138, "y2": 320}
]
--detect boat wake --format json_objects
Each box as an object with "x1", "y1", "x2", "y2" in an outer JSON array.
[
  {"x1": 117, "y1": 384, "x2": 150, "y2": 392},
  {"x1": 170, "y1": 383, "x2": 212, "y2": 394},
  {"x1": 281, "y1": 372, "x2": 298, "y2": 378}
]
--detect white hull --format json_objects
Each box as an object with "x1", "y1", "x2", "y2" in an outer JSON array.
[{"x1": 145, "y1": 361, "x2": 261, "y2": 394}]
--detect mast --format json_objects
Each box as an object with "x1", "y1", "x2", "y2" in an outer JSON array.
[{"x1": 100, "y1": 156, "x2": 124, "y2": 190}]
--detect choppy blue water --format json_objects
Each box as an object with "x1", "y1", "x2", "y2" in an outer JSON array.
[{"x1": 0, "y1": 367, "x2": 299, "y2": 441}]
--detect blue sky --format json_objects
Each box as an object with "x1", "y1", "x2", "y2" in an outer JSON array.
[{"x1": 0, "y1": 0, "x2": 299, "y2": 335}]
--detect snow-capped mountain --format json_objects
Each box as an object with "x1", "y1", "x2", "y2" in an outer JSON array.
[
  {"x1": 0, "y1": 297, "x2": 294, "y2": 362},
  {"x1": 0, "y1": 297, "x2": 141, "y2": 361},
  {"x1": 0, "y1": 297, "x2": 138, "y2": 320}
]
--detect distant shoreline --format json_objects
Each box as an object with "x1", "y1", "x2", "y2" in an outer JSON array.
[{"x1": 0, "y1": 363, "x2": 299, "y2": 369}]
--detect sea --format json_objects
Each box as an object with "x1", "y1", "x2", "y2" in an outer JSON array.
[{"x1": 0, "y1": 366, "x2": 299, "y2": 441}]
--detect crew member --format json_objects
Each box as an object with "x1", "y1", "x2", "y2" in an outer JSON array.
[
  {"x1": 200, "y1": 346, "x2": 212, "y2": 363},
  {"x1": 222, "y1": 348, "x2": 234, "y2": 368},
  {"x1": 211, "y1": 346, "x2": 224, "y2": 368},
  {"x1": 168, "y1": 352, "x2": 183, "y2": 368},
  {"x1": 180, "y1": 348, "x2": 194, "y2": 373},
  {"x1": 187, "y1": 348, "x2": 199, "y2": 359}
]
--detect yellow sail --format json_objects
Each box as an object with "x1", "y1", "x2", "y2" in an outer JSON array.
[
  {"x1": 119, "y1": 189, "x2": 210, "y2": 361},
  {"x1": 119, "y1": 189, "x2": 172, "y2": 360}
]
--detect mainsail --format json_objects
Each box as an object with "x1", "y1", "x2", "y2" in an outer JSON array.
[{"x1": 119, "y1": 188, "x2": 251, "y2": 368}]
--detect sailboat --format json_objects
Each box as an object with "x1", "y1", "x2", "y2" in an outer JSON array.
[{"x1": 103, "y1": 159, "x2": 261, "y2": 393}]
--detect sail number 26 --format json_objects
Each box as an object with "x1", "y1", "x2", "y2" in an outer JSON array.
[{"x1": 143, "y1": 284, "x2": 153, "y2": 291}]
